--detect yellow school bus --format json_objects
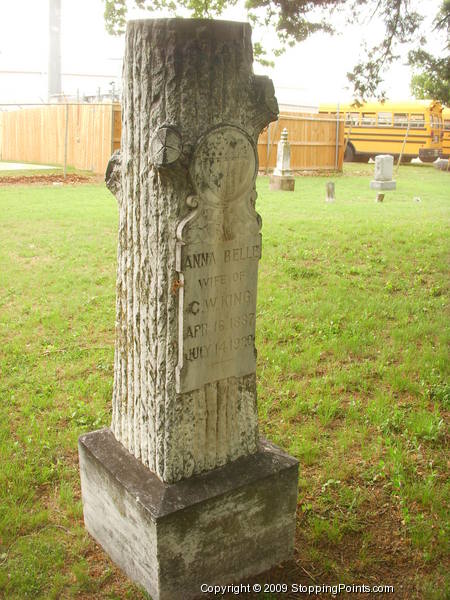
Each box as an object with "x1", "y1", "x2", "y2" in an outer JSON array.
[
  {"x1": 319, "y1": 101, "x2": 443, "y2": 163},
  {"x1": 442, "y1": 107, "x2": 450, "y2": 159}
]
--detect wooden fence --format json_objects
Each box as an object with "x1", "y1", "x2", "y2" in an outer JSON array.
[
  {"x1": 0, "y1": 104, "x2": 121, "y2": 174},
  {"x1": 0, "y1": 105, "x2": 343, "y2": 174},
  {"x1": 258, "y1": 112, "x2": 344, "y2": 171}
]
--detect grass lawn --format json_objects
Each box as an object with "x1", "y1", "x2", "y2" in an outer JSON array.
[{"x1": 0, "y1": 164, "x2": 448, "y2": 599}]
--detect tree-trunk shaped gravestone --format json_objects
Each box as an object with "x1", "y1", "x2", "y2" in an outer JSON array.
[{"x1": 79, "y1": 19, "x2": 298, "y2": 600}]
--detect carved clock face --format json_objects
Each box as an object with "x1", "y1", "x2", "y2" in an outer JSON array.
[{"x1": 190, "y1": 125, "x2": 257, "y2": 205}]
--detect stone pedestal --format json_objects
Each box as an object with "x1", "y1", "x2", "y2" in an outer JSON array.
[
  {"x1": 370, "y1": 179, "x2": 396, "y2": 190},
  {"x1": 79, "y1": 429, "x2": 298, "y2": 600},
  {"x1": 370, "y1": 154, "x2": 396, "y2": 190},
  {"x1": 269, "y1": 174, "x2": 295, "y2": 191},
  {"x1": 269, "y1": 128, "x2": 295, "y2": 191}
]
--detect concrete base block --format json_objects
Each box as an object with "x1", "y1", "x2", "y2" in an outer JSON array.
[
  {"x1": 370, "y1": 180, "x2": 396, "y2": 190},
  {"x1": 269, "y1": 174, "x2": 295, "y2": 191},
  {"x1": 79, "y1": 428, "x2": 299, "y2": 600}
]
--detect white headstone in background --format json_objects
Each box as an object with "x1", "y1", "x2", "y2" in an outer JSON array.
[
  {"x1": 370, "y1": 154, "x2": 396, "y2": 190},
  {"x1": 274, "y1": 128, "x2": 291, "y2": 176},
  {"x1": 374, "y1": 155, "x2": 394, "y2": 181},
  {"x1": 270, "y1": 128, "x2": 295, "y2": 191}
]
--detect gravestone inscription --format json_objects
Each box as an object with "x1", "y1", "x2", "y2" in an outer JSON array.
[{"x1": 176, "y1": 235, "x2": 261, "y2": 392}]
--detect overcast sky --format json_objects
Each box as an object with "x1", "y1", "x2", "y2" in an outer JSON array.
[{"x1": 0, "y1": 0, "x2": 445, "y2": 106}]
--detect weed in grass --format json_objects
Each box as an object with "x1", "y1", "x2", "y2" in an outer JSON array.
[
  {"x1": 406, "y1": 408, "x2": 444, "y2": 442},
  {"x1": 365, "y1": 394, "x2": 405, "y2": 434},
  {"x1": 309, "y1": 515, "x2": 343, "y2": 544},
  {"x1": 338, "y1": 484, "x2": 365, "y2": 513},
  {"x1": 317, "y1": 397, "x2": 341, "y2": 426},
  {"x1": 289, "y1": 424, "x2": 322, "y2": 466},
  {"x1": 2, "y1": 535, "x2": 66, "y2": 598},
  {"x1": 407, "y1": 513, "x2": 435, "y2": 556},
  {"x1": 426, "y1": 375, "x2": 450, "y2": 409},
  {"x1": 420, "y1": 575, "x2": 450, "y2": 600}
]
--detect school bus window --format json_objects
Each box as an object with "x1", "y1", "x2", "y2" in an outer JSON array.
[
  {"x1": 444, "y1": 120, "x2": 450, "y2": 131},
  {"x1": 362, "y1": 113, "x2": 376, "y2": 126},
  {"x1": 393, "y1": 113, "x2": 408, "y2": 127},
  {"x1": 378, "y1": 112, "x2": 392, "y2": 126},
  {"x1": 410, "y1": 113, "x2": 425, "y2": 128},
  {"x1": 345, "y1": 112, "x2": 359, "y2": 126}
]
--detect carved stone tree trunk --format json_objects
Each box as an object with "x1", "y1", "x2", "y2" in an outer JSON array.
[
  {"x1": 80, "y1": 20, "x2": 299, "y2": 598},
  {"x1": 107, "y1": 18, "x2": 278, "y2": 483}
]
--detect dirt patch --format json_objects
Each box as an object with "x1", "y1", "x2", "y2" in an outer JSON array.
[{"x1": 0, "y1": 174, "x2": 97, "y2": 186}]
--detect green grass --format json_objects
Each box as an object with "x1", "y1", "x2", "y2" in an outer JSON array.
[{"x1": 0, "y1": 163, "x2": 449, "y2": 599}]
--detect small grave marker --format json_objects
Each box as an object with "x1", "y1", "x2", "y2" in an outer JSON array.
[
  {"x1": 326, "y1": 181, "x2": 335, "y2": 202},
  {"x1": 269, "y1": 128, "x2": 295, "y2": 191}
]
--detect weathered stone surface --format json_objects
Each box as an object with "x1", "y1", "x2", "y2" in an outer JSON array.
[
  {"x1": 370, "y1": 180, "x2": 396, "y2": 190},
  {"x1": 374, "y1": 154, "x2": 394, "y2": 181},
  {"x1": 84, "y1": 19, "x2": 299, "y2": 597},
  {"x1": 325, "y1": 181, "x2": 335, "y2": 202},
  {"x1": 370, "y1": 155, "x2": 396, "y2": 190},
  {"x1": 269, "y1": 175, "x2": 295, "y2": 191},
  {"x1": 176, "y1": 125, "x2": 261, "y2": 393},
  {"x1": 106, "y1": 18, "x2": 278, "y2": 484},
  {"x1": 79, "y1": 428, "x2": 299, "y2": 600}
]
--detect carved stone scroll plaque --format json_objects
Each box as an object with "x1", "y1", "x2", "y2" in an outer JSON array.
[
  {"x1": 176, "y1": 125, "x2": 261, "y2": 393},
  {"x1": 176, "y1": 235, "x2": 261, "y2": 393}
]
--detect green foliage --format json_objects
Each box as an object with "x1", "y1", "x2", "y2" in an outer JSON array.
[
  {"x1": 103, "y1": 0, "x2": 239, "y2": 34},
  {"x1": 103, "y1": 0, "x2": 447, "y2": 101},
  {"x1": 410, "y1": 55, "x2": 450, "y2": 106},
  {"x1": 409, "y1": 0, "x2": 450, "y2": 105}
]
